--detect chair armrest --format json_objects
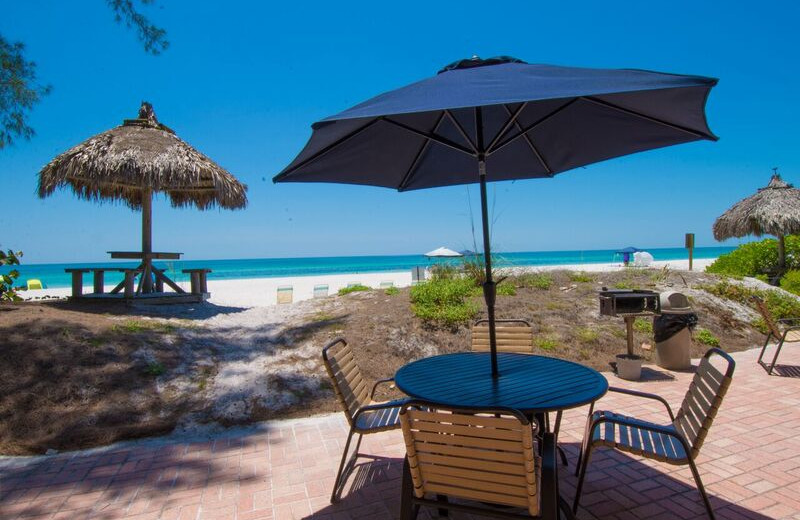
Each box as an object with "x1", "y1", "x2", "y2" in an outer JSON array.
[
  {"x1": 590, "y1": 414, "x2": 678, "y2": 438},
  {"x1": 370, "y1": 378, "x2": 395, "y2": 399},
  {"x1": 352, "y1": 399, "x2": 405, "y2": 424},
  {"x1": 608, "y1": 387, "x2": 675, "y2": 421}
]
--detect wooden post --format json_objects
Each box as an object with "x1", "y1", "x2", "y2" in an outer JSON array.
[
  {"x1": 200, "y1": 271, "x2": 208, "y2": 293},
  {"x1": 190, "y1": 272, "x2": 201, "y2": 294},
  {"x1": 124, "y1": 270, "x2": 136, "y2": 299},
  {"x1": 778, "y1": 234, "x2": 786, "y2": 273},
  {"x1": 93, "y1": 270, "x2": 105, "y2": 294},
  {"x1": 685, "y1": 233, "x2": 695, "y2": 271},
  {"x1": 624, "y1": 316, "x2": 635, "y2": 356},
  {"x1": 71, "y1": 271, "x2": 84, "y2": 298},
  {"x1": 141, "y1": 188, "x2": 153, "y2": 293}
]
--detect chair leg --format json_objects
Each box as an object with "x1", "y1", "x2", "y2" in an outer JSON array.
[
  {"x1": 757, "y1": 333, "x2": 772, "y2": 368},
  {"x1": 575, "y1": 403, "x2": 594, "y2": 477},
  {"x1": 330, "y1": 428, "x2": 357, "y2": 503},
  {"x1": 401, "y1": 457, "x2": 419, "y2": 520},
  {"x1": 436, "y1": 494, "x2": 449, "y2": 517},
  {"x1": 687, "y1": 456, "x2": 716, "y2": 520},
  {"x1": 572, "y1": 443, "x2": 595, "y2": 514},
  {"x1": 768, "y1": 338, "x2": 786, "y2": 375}
]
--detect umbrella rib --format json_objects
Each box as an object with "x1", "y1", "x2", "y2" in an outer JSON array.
[
  {"x1": 274, "y1": 118, "x2": 381, "y2": 179},
  {"x1": 398, "y1": 112, "x2": 447, "y2": 191},
  {"x1": 487, "y1": 98, "x2": 579, "y2": 155},
  {"x1": 499, "y1": 104, "x2": 552, "y2": 175},
  {"x1": 444, "y1": 110, "x2": 478, "y2": 153},
  {"x1": 485, "y1": 102, "x2": 528, "y2": 153},
  {"x1": 583, "y1": 96, "x2": 715, "y2": 140},
  {"x1": 381, "y1": 117, "x2": 477, "y2": 157}
]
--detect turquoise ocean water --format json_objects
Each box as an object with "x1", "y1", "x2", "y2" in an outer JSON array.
[{"x1": 3, "y1": 246, "x2": 734, "y2": 289}]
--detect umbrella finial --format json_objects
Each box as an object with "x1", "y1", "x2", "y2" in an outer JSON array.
[
  {"x1": 767, "y1": 167, "x2": 791, "y2": 189},
  {"x1": 138, "y1": 101, "x2": 158, "y2": 125}
]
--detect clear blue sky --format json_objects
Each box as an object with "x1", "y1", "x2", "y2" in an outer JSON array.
[{"x1": 1, "y1": 1, "x2": 795, "y2": 264}]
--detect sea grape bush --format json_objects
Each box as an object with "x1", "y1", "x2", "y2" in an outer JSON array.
[
  {"x1": 706, "y1": 236, "x2": 800, "y2": 278},
  {"x1": 0, "y1": 248, "x2": 22, "y2": 301}
]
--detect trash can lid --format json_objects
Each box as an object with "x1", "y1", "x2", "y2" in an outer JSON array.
[{"x1": 659, "y1": 291, "x2": 693, "y2": 314}]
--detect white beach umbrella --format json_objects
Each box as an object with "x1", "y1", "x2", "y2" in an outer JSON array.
[{"x1": 424, "y1": 247, "x2": 463, "y2": 258}]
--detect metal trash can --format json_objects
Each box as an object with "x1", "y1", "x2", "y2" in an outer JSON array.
[{"x1": 653, "y1": 291, "x2": 697, "y2": 370}]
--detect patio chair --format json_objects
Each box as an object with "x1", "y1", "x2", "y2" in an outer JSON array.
[
  {"x1": 573, "y1": 348, "x2": 735, "y2": 519},
  {"x1": 752, "y1": 295, "x2": 800, "y2": 375},
  {"x1": 471, "y1": 319, "x2": 534, "y2": 354},
  {"x1": 322, "y1": 338, "x2": 406, "y2": 503},
  {"x1": 399, "y1": 401, "x2": 561, "y2": 519}
]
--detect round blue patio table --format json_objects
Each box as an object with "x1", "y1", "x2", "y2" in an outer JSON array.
[{"x1": 394, "y1": 352, "x2": 608, "y2": 415}]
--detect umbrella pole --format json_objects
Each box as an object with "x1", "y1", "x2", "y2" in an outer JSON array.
[
  {"x1": 141, "y1": 188, "x2": 153, "y2": 293},
  {"x1": 778, "y1": 234, "x2": 786, "y2": 273},
  {"x1": 478, "y1": 160, "x2": 499, "y2": 378}
]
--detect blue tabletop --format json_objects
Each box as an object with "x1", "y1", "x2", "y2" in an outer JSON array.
[{"x1": 395, "y1": 352, "x2": 608, "y2": 413}]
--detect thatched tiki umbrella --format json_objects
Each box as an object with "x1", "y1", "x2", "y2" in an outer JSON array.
[
  {"x1": 713, "y1": 171, "x2": 800, "y2": 272},
  {"x1": 38, "y1": 102, "x2": 247, "y2": 293}
]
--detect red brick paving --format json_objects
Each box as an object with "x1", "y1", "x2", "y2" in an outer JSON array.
[{"x1": 2, "y1": 346, "x2": 800, "y2": 519}]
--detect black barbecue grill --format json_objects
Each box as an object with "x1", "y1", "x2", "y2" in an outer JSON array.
[
  {"x1": 599, "y1": 289, "x2": 662, "y2": 366},
  {"x1": 599, "y1": 289, "x2": 661, "y2": 317}
]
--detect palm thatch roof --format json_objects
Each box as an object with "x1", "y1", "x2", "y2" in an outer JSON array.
[
  {"x1": 713, "y1": 173, "x2": 800, "y2": 240},
  {"x1": 38, "y1": 102, "x2": 247, "y2": 210}
]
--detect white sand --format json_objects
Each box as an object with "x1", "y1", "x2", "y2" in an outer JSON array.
[{"x1": 21, "y1": 258, "x2": 715, "y2": 308}]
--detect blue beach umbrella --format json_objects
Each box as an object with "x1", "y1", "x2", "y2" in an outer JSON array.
[{"x1": 275, "y1": 56, "x2": 717, "y2": 377}]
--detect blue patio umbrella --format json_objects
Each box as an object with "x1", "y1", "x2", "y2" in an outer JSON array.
[{"x1": 275, "y1": 56, "x2": 717, "y2": 377}]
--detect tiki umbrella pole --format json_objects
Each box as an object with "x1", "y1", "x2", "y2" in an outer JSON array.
[
  {"x1": 141, "y1": 187, "x2": 153, "y2": 293},
  {"x1": 476, "y1": 106, "x2": 499, "y2": 378},
  {"x1": 778, "y1": 233, "x2": 786, "y2": 272}
]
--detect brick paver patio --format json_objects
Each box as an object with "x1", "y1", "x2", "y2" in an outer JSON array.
[{"x1": 2, "y1": 346, "x2": 800, "y2": 520}]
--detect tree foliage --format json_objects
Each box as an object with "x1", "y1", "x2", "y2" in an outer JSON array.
[
  {"x1": 705, "y1": 236, "x2": 800, "y2": 278},
  {"x1": 0, "y1": 1, "x2": 168, "y2": 148},
  {"x1": 0, "y1": 36, "x2": 51, "y2": 149},
  {"x1": 0, "y1": 248, "x2": 22, "y2": 301}
]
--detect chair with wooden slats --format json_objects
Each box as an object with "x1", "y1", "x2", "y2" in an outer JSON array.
[
  {"x1": 322, "y1": 338, "x2": 406, "y2": 503},
  {"x1": 471, "y1": 319, "x2": 534, "y2": 354},
  {"x1": 752, "y1": 295, "x2": 800, "y2": 375},
  {"x1": 399, "y1": 401, "x2": 562, "y2": 520},
  {"x1": 573, "y1": 348, "x2": 735, "y2": 519}
]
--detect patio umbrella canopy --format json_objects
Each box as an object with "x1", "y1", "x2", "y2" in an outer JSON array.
[
  {"x1": 424, "y1": 247, "x2": 463, "y2": 257},
  {"x1": 713, "y1": 172, "x2": 800, "y2": 271},
  {"x1": 38, "y1": 102, "x2": 248, "y2": 292},
  {"x1": 275, "y1": 55, "x2": 718, "y2": 377}
]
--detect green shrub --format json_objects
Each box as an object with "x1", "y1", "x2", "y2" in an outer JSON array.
[
  {"x1": 535, "y1": 336, "x2": 559, "y2": 351},
  {"x1": 633, "y1": 318, "x2": 653, "y2": 334},
  {"x1": 706, "y1": 236, "x2": 800, "y2": 278},
  {"x1": 496, "y1": 282, "x2": 516, "y2": 296},
  {"x1": 429, "y1": 263, "x2": 459, "y2": 281},
  {"x1": 518, "y1": 272, "x2": 553, "y2": 290},
  {"x1": 695, "y1": 328, "x2": 720, "y2": 347},
  {"x1": 410, "y1": 278, "x2": 479, "y2": 327},
  {"x1": 780, "y1": 270, "x2": 800, "y2": 296},
  {"x1": 0, "y1": 248, "x2": 22, "y2": 301},
  {"x1": 384, "y1": 286, "x2": 400, "y2": 295},
  {"x1": 568, "y1": 271, "x2": 594, "y2": 283},
  {"x1": 338, "y1": 284, "x2": 370, "y2": 296},
  {"x1": 613, "y1": 278, "x2": 634, "y2": 290},
  {"x1": 576, "y1": 327, "x2": 599, "y2": 343}
]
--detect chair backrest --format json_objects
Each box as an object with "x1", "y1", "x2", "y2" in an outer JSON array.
[
  {"x1": 673, "y1": 348, "x2": 735, "y2": 459},
  {"x1": 400, "y1": 402, "x2": 540, "y2": 517},
  {"x1": 322, "y1": 338, "x2": 369, "y2": 425},
  {"x1": 471, "y1": 319, "x2": 534, "y2": 353},
  {"x1": 751, "y1": 296, "x2": 782, "y2": 339}
]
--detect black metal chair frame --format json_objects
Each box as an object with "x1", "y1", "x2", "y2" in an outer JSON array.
[
  {"x1": 322, "y1": 338, "x2": 403, "y2": 503},
  {"x1": 399, "y1": 400, "x2": 574, "y2": 520},
  {"x1": 572, "y1": 348, "x2": 735, "y2": 520}
]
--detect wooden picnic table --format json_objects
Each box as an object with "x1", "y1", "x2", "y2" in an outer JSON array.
[{"x1": 107, "y1": 251, "x2": 183, "y2": 294}]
